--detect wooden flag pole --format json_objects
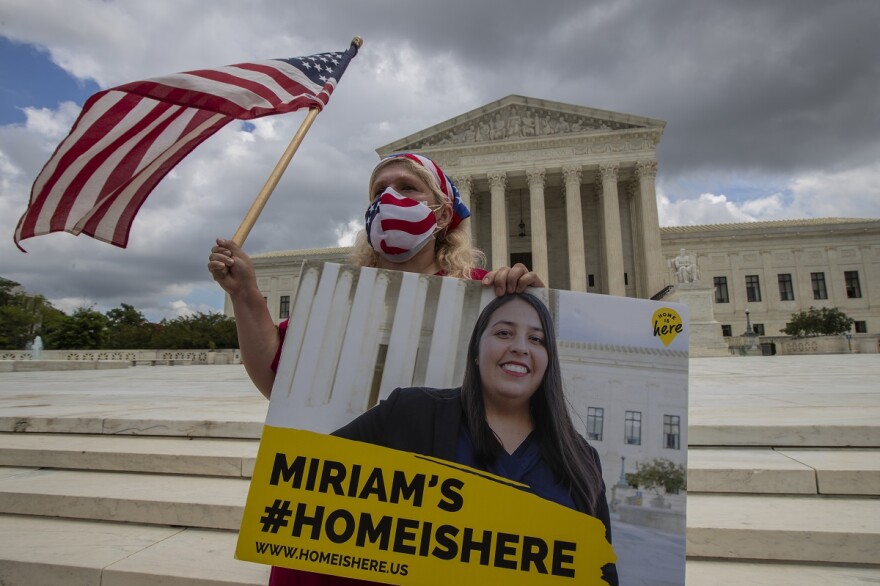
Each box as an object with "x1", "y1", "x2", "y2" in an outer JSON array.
[
  {"x1": 231, "y1": 107, "x2": 320, "y2": 246},
  {"x1": 232, "y1": 36, "x2": 363, "y2": 247}
]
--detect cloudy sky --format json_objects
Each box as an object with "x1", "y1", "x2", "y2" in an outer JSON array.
[{"x1": 1, "y1": 0, "x2": 878, "y2": 321}]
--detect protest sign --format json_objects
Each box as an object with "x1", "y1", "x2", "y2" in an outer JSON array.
[{"x1": 237, "y1": 262, "x2": 688, "y2": 584}]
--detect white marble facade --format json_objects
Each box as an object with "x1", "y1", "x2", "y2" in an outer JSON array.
[
  {"x1": 235, "y1": 97, "x2": 880, "y2": 342},
  {"x1": 661, "y1": 218, "x2": 880, "y2": 342},
  {"x1": 377, "y1": 95, "x2": 668, "y2": 299}
]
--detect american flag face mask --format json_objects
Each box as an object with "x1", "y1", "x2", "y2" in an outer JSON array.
[{"x1": 365, "y1": 188, "x2": 441, "y2": 262}]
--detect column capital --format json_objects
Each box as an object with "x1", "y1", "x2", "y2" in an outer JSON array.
[
  {"x1": 635, "y1": 160, "x2": 658, "y2": 179},
  {"x1": 627, "y1": 181, "x2": 639, "y2": 199},
  {"x1": 451, "y1": 174, "x2": 472, "y2": 192},
  {"x1": 487, "y1": 171, "x2": 507, "y2": 190},
  {"x1": 526, "y1": 167, "x2": 546, "y2": 188},
  {"x1": 599, "y1": 161, "x2": 620, "y2": 182},
  {"x1": 562, "y1": 165, "x2": 582, "y2": 184}
]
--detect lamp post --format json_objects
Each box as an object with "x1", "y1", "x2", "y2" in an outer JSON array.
[{"x1": 742, "y1": 307, "x2": 758, "y2": 353}]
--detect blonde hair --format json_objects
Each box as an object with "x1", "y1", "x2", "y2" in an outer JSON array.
[{"x1": 349, "y1": 158, "x2": 485, "y2": 278}]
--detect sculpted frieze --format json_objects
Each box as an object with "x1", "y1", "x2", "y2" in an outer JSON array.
[
  {"x1": 460, "y1": 147, "x2": 577, "y2": 166},
  {"x1": 409, "y1": 104, "x2": 644, "y2": 149}
]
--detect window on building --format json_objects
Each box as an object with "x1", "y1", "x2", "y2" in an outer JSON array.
[
  {"x1": 745, "y1": 275, "x2": 762, "y2": 302},
  {"x1": 279, "y1": 295, "x2": 290, "y2": 319},
  {"x1": 721, "y1": 324, "x2": 732, "y2": 337},
  {"x1": 588, "y1": 274, "x2": 595, "y2": 287},
  {"x1": 714, "y1": 277, "x2": 729, "y2": 303},
  {"x1": 778, "y1": 274, "x2": 795, "y2": 301},
  {"x1": 753, "y1": 323, "x2": 765, "y2": 336},
  {"x1": 663, "y1": 415, "x2": 681, "y2": 450},
  {"x1": 811, "y1": 272, "x2": 828, "y2": 300},
  {"x1": 625, "y1": 411, "x2": 641, "y2": 445},
  {"x1": 587, "y1": 407, "x2": 604, "y2": 441},
  {"x1": 854, "y1": 321, "x2": 867, "y2": 333},
  {"x1": 845, "y1": 271, "x2": 862, "y2": 299}
]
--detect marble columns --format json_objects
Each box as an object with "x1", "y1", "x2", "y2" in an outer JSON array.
[
  {"x1": 563, "y1": 165, "x2": 587, "y2": 292},
  {"x1": 636, "y1": 160, "x2": 664, "y2": 297},
  {"x1": 453, "y1": 175, "x2": 475, "y2": 245},
  {"x1": 599, "y1": 162, "x2": 626, "y2": 296},
  {"x1": 488, "y1": 171, "x2": 508, "y2": 270},
  {"x1": 526, "y1": 167, "x2": 549, "y2": 285}
]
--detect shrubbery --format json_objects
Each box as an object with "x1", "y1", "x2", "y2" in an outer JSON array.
[{"x1": 781, "y1": 306, "x2": 854, "y2": 337}]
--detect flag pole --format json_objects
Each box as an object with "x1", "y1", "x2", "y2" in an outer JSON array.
[{"x1": 232, "y1": 36, "x2": 363, "y2": 246}]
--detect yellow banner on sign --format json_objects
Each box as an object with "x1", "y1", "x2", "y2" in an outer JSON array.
[{"x1": 237, "y1": 426, "x2": 616, "y2": 585}]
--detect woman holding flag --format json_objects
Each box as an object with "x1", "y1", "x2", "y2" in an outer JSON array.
[{"x1": 208, "y1": 153, "x2": 543, "y2": 398}]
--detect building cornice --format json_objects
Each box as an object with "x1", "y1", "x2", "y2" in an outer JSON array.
[{"x1": 661, "y1": 217, "x2": 880, "y2": 239}]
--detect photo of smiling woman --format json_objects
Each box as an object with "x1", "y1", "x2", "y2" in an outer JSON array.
[{"x1": 269, "y1": 292, "x2": 617, "y2": 586}]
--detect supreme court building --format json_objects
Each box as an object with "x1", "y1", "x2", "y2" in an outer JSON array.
[{"x1": 234, "y1": 96, "x2": 880, "y2": 345}]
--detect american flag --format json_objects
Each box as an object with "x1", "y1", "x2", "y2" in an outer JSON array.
[
  {"x1": 14, "y1": 40, "x2": 360, "y2": 251},
  {"x1": 365, "y1": 188, "x2": 438, "y2": 261}
]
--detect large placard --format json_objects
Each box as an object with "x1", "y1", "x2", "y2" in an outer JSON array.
[{"x1": 237, "y1": 262, "x2": 688, "y2": 585}]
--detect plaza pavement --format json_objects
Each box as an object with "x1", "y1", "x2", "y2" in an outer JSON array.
[{"x1": 0, "y1": 354, "x2": 878, "y2": 584}]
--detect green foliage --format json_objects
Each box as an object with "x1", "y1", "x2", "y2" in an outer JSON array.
[
  {"x1": 105, "y1": 304, "x2": 153, "y2": 349},
  {"x1": 0, "y1": 305, "x2": 32, "y2": 349},
  {"x1": 0, "y1": 278, "x2": 67, "y2": 349},
  {"x1": 150, "y1": 312, "x2": 238, "y2": 350},
  {"x1": 45, "y1": 307, "x2": 109, "y2": 349},
  {"x1": 0, "y1": 277, "x2": 20, "y2": 306},
  {"x1": 0, "y1": 277, "x2": 238, "y2": 350},
  {"x1": 627, "y1": 458, "x2": 687, "y2": 495},
  {"x1": 781, "y1": 306, "x2": 855, "y2": 337}
]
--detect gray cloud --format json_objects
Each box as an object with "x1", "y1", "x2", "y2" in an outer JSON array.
[{"x1": 1, "y1": 0, "x2": 878, "y2": 317}]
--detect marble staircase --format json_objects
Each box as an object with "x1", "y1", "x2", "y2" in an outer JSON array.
[{"x1": 1, "y1": 357, "x2": 879, "y2": 585}]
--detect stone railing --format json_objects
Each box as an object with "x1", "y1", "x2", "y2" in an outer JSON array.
[
  {"x1": 0, "y1": 348, "x2": 241, "y2": 364},
  {"x1": 726, "y1": 334, "x2": 879, "y2": 356}
]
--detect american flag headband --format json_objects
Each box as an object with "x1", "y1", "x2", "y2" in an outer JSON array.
[{"x1": 383, "y1": 153, "x2": 471, "y2": 231}]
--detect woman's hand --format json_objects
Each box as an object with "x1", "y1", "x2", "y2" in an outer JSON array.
[
  {"x1": 208, "y1": 237, "x2": 278, "y2": 399},
  {"x1": 208, "y1": 238, "x2": 257, "y2": 298},
  {"x1": 482, "y1": 263, "x2": 545, "y2": 296}
]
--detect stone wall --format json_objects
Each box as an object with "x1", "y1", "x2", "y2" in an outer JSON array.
[
  {"x1": 0, "y1": 349, "x2": 241, "y2": 364},
  {"x1": 762, "y1": 334, "x2": 880, "y2": 355},
  {"x1": 726, "y1": 334, "x2": 880, "y2": 355}
]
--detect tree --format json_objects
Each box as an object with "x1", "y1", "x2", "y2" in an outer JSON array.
[
  {"x1": 0, "y1": 305, "x2": 32, "y2": 349},
  {"x1": 105, "y1": 304, "x2": 152, "y2": 349},
  {"x1": 626, "y1": 458, "x2": 687, "y2": 495},
  {"x1": 45, "y1": 307, "x2": 109, "y2": 349},
  {"x1": 0, "y1": 278, "x2": 67, "y2": 349},
  {"x1": 150, "y1": 312, "x2": 238, "y2": 349},
  {"x1": 781, "y1": 306, "x2": 855, "y2": 337},
  {"x1": 0, "y1": 277, "x2": 20, "y2": 306}
]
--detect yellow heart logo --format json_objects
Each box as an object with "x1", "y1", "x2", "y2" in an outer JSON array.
[{"x1": 652, "y1": 308, "x2": 683, "y2": 347}]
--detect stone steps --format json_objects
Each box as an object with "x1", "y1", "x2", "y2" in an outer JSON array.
[
  {"x1": 0, "y1": 467, "x2": 248, "y2": 530},
  {"x1": 687, "y1": 447, "x2": 880, "y2": 495},
  {"x1": 686, "y1": 559, "x2": 880, "y2": 585},
  {"x1": 1, "y1": 411, "x2": 878, "y2": 584},
  {"x1": 0, "y1": 514, "x2": 268, "y2": 585},
  {"x1": 1, "y1": 464, "x2": 876, "y2": 567},
  {"x1": 0, "y1": 432, "x2": 258, "y2": 477},
  {"x1": 687, "y1": 494, "x2": 880, "y2": 565}
]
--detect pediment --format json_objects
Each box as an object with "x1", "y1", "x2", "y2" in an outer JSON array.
[{"x1": 377, "y1": 95, "x2": 666, "y2": 155}]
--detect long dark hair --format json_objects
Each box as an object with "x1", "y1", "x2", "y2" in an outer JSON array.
[{"x1": 461, "y1": 293, "x2": 603, "y2": 515}]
